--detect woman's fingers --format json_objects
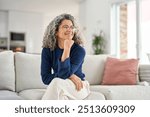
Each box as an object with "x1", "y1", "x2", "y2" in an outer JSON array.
[
  {"x1": 76, "y1": 80, "x2": 83, "y2": 91},
  {"x1": 69, "y1": 74, "x2": 83, "y2": 91}
]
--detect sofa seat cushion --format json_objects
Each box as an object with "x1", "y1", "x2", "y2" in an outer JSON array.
[
  {"x1": 90, "y1": 86, "x2": 111, "y2": 99},
  {"x1": 18, "y1": 89, "x2": 46, "y2": 100},
  {"x1": 84, "y1": 91, "x2": 105, "y2": 100},
  {"x1": 90, "y1": 85, "x2": 150, "y2": 100},
  {"x1": 0, "y1": 90, "x2": 22, "y2": 100}
]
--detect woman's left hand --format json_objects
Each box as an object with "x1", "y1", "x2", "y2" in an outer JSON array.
[{"x1": 69, "y1": 74, "x2": 83, "y2": 91}]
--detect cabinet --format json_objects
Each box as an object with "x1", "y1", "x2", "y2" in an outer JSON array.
[
  {"x1": 0, "y1": 36, "x2": 26, "y2": 52},
  {"x1": 9, "y1": 32, "x2": 26, "y2": 52}
]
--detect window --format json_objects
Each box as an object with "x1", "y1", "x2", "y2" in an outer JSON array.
[
  {"x1": 111, "y1": 0, "x2": 136, "y2": 59},
  {"x1": 111, "y1": 0, "x2": 150, "y2": 63},
  {"x1": 141, "y1": 0, "x2": 150, "y2": 63}
]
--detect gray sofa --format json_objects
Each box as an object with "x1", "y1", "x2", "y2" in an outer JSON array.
[{"x1": 0, "y1": 51, "x2": 150, "y2": 100}]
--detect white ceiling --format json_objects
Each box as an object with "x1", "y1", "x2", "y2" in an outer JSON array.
[{"x1": 0, "y1": 0, "x2": 79, "y2": 13}]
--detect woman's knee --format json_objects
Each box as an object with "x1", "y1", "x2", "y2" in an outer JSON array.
[{"x1": 50, "y1": 78, "x2": 64, "y2": 87}]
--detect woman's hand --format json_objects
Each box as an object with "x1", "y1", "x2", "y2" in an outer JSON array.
[
  {"x1": 69, "y1": 74, "x2": 83, "y2": 91},
  {"x1": 61, "y1": 39, "x2": 74, "y2": 62},
  {"x1": 64, "y1": 39, "x2": 74, "y2": 50}
]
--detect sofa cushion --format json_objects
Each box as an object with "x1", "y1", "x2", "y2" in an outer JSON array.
[
  {"x1": 107, "y1": 86, "x2": 150, "y2": 100},
  {"x1": 0, "y1": 51, "x2": 15, "y2": 91},
  {"x1": 90, "y1": 85, "x2": 150, "y2": 100},
  {"x1": 84, "y1": 91, "x2": 105, "y2": 100},
  {"x1": 15, "y1": 52, "x2": 46, "y2": 92},
  {"x1": 0, "y1": 90, "x2": 22, "y2": 100},
  {"x1": 90, "y1": 85, "x2": 111, "y2": 99},
  {"x1": 18, "y1": 89, "x2": 45, "y2": 100},
  {"x1": 102, "y1": 57, "x2": 139, "y2": 85},
  {"x1": 139, "y1": 64, "x2": 150, "y2": 84},
  {"x1": 82, "y1": 55, "x2": 108, "y2": 85}
]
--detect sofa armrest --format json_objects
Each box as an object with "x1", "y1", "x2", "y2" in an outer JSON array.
[{"x1": 139, "y1": 64, "x2": 150, "y2": 84}]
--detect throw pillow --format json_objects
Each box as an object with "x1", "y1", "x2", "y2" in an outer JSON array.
[{"x1": 101, "y1": 57, "x2": 139, "y2": 85}]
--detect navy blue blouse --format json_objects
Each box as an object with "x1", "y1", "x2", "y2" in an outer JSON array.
[{"x1": 41, "y1": 43, "x2": 86, "y2": 85}]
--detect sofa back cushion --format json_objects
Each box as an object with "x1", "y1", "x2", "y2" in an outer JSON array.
[
  {"x1": 82, "y1": 55, "x2": 108, "y2": 85},
  {"x1": 0, "y1": 51, "x2": 15, "y2": 91},
  {"x1": 139, "y1": 65, "x2": 150, "y2": 84},
  {"x1": 15, "y1": 52, "x2": 46, "y2": 92}
]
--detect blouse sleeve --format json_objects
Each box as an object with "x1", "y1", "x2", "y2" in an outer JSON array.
[
  {"x1": 41, "y1": 48, "x2": 57, "y2": 85},
  {"x1": 57, "y1": 46, "x2": 85, "y2": 79}
]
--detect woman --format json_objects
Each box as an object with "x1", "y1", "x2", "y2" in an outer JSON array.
[{"x1": 41, "y1": 13, "x2": 90, "y2": 100}]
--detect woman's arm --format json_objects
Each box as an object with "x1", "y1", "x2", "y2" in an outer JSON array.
[
  {"x1": 57, "y1": 41, "x2": 86, "y2": 80},
  {"x1": 41, "y1": 48, "x2": 57, "y2": 85},
  {"x1": 60, "y1": 40, "x2": 84, "y2": 91},
  {"x1": 61, "y1": 39, "x2": 74, "y2": 62}
]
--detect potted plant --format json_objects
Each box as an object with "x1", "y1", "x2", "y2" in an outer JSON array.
[{"x1": 92, "y1": 30, "x2": 105, "y2": 55}]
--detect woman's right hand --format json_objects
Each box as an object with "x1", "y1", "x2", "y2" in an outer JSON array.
[
  {"x1": 64, "y1": 39, "x2": 74, "y2": 50},
  {"x1": 61, "y1": 39, "x2": 74, "y2": 62},
  {"x1": 69, "y1": 74, "x2": 83, "y2": 91}
]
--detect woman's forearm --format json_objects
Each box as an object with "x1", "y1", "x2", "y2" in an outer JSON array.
[
  {"x1": 61, "y1": 39, "x2": 74, "y2": 62},
  {"x1": 61, "y1": 48, "x2": 71, "y2": 62}
]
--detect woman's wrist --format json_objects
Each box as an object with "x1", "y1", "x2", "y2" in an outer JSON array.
[{"x1": 61, "y1": 48, "x2": 70, "y2": 62}]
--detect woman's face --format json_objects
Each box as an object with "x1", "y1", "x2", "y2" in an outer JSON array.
[{"x1": 56, "y1": 19, "x2": 75, "y2": 41}]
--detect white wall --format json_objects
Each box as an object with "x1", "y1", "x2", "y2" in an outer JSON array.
[
  {"x1": 8, "y1": 11, "x2": 44, "y2": 53},
  {"x1": 79, "y1": 0, "x2": 111, "y2": 54},
  {"x1": 0, "y1": 10, "x2": 8, "y2": 37}
]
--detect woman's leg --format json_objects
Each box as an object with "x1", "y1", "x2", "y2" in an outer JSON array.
[{"x1": 42, "y1": 78, "x2": 90, "y2": 100}]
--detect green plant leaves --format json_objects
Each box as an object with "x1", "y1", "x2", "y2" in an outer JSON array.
[{"x1": 92, "y1": 34, "x2": 105, "y2": 55}]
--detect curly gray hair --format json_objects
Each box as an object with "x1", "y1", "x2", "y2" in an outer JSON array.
[{"x1": 42, "y1": 13, "x2": 84, "y2": 50}]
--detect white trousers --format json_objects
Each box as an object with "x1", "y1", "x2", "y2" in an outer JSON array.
[{"x1": 42, "y1": 78, "x2": 90, "y2": 100}]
